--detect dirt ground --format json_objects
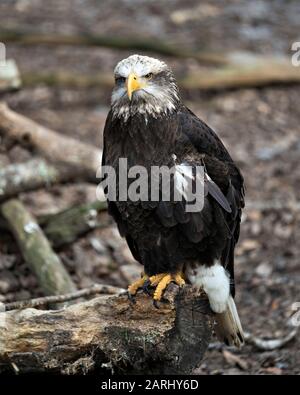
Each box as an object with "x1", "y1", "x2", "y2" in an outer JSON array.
[{"x1": 0, "y1": 0, "x2": 299, "y2": 375}]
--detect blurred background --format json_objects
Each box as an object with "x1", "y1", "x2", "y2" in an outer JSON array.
[{"x1": 0, "y1": 0, "x2": 299, "y2": 375}]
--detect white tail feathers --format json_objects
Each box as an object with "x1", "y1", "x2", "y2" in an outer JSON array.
[
  {"x1": 214, "y1": 296, "x2": 245, "y2": 348},
  {"x1": 186, "y1": 262, "x2": 245, "y2": 347}
]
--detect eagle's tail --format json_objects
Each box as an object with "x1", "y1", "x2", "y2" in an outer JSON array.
[{"x1": 214, "y1": 296, "x2": 245, "y2": 348}]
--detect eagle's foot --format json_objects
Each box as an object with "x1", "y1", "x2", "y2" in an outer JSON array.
[
  {"x1": 128, "y1": 272, "x2": 185, "y2": 305},
  {"x1": 128, "y1": 274, "x2": 149, "y2": 297},
  {"x1": 150, "y1": 272, "x2": 185, "y2": 302}
]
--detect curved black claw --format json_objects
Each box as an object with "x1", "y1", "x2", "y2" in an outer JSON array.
[
  {"x1": 153, "y1": 300, "x2": 160, "y2": 309},
  {"x1": 142, "y1": 280, "x2": 152, "y2": 296},
  {"x1": 127, "y1": 291, "x2": 136, "y2": 304}
]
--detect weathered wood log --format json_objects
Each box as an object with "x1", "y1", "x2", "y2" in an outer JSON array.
[
  {"x1": 0, "y1": 200, "x2": 109, "y2": 247},
  {"x1": 0, "y1": 285, "x2": 213, "y2": 374},
  {"x1": 22, "y1": 70, "x2": 114, "y2": 89},
  {"x1": 39, "y1": 200, "x2": 108, "y2": 248},
  {"x1": 181, "y1": 54, "x2": 300, "y2": 90},
  {"x1": 0, "y1": 158, "x2": 72, "y2": 202},
  {"x1": 1, "y1": 199, "x2": 76, "y2": 297},
  {"x1": 0, "y1": 59, "x2": 21, "y2": 92},
  {"x1": 0, "y1": 102, "x2": 102, "y2": 180},
  {"x1": 0, "y1": 29, "x2": 226, "y2": 66}
]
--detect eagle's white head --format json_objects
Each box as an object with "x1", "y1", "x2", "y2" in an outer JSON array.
[{"x1": 111, "y1": 54, "x2": 180, "y2": 120}]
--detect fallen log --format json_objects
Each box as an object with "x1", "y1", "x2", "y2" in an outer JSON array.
[
  {"x1": 0, "y1": 29, "x2": 226, "y2": 66},
  {"x1": 182, "y1": 53, "x2": 300, "y2": 89},
  {"x1": 1, "y1": 199, "x2": 76, "y2": 297},
  {"x1": 22, "y1": 70, "x2": 113, "y2": 90},
  {"x1": 0, "y1": 158, "x2": 72, "y2": 202},
  {"x1": 0, "y1": 102, "x2": 102, "y2": 180},
  {"x1": 0, "y1": 199, "x2": 109, "y2": 247},
  {"x1": 39, "y1": 200, "x2": 108, "y2": 248},
  {"x1": 0, "y1": 285, "x2": 213, "y2": 374}
]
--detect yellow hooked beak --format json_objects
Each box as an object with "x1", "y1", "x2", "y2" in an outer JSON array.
[{"x1": 126, "y1": 73, "x2": 144, "y2": 100}]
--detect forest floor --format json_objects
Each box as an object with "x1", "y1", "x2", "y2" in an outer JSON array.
[{"x1": 0, "y1": 0, "x2": 299, "y2": 375}]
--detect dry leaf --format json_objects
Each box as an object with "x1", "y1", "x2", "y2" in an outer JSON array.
[
  {"x1": 261, "y1": 367, "x2": 283, "y2": 375},
  {"x1": 222, "y1": 350, "x2": 249, "y2": 371}
]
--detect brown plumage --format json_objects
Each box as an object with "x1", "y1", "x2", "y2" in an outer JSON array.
[{"x1": 102, "y1": 55, "x2": 245, "y2": 347}]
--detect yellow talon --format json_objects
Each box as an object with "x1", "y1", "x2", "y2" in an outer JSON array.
[
  {"x1": 128, "y1": 272, "x2": 186, "y2": 301},
  {"x1": 149, "y1": 273, "x2": 166, "y2": 286},
  {"x1": 128, "y1": 274, "x2": 148, "y2": 296},
  {"x1": 153, "y1": 272, "x2": 186, "y2": 301},
  {"x1": 153, "y1": 274, "x2": 172, "y2": 301}
]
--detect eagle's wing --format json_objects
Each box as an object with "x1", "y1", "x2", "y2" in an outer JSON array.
[{"x1": 177, "y1": 106, "x2": 245, "y2": 296}]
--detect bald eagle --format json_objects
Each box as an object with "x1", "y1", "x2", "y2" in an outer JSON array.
[{"x1": 102, "y1": 55, "x2": 245, "y2": 347}]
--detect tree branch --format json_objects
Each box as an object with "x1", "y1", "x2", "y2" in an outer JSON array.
[
  {"x1": 0, "y1": 29, "x2": 226, "y2": 66},
  {"x1": 2, "y1": 284, "x2": 125, "y2": 311},
  {"x1": 1, "y1": 199, "x2": 76, "y2": 298},
  {"x1": 0, "y1": 102, "x2": 102, "y2": 181},
  {"x1": 0, "y1": 159, "x2": 73, "y2": 202},
  {"x1": 181, "y1": 54, "x2": 300, "y2": 89},
  {"x1": 244, "y1": 329, "x2": 299, "y2": 351}
]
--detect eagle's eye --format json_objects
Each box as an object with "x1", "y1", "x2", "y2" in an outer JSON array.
[
  {"x1": 115, "y1": 76, "x2": 126, "y2": 85},
  {"x1": 144, "y1": 73, "x2": 153, "y2": 80}
]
